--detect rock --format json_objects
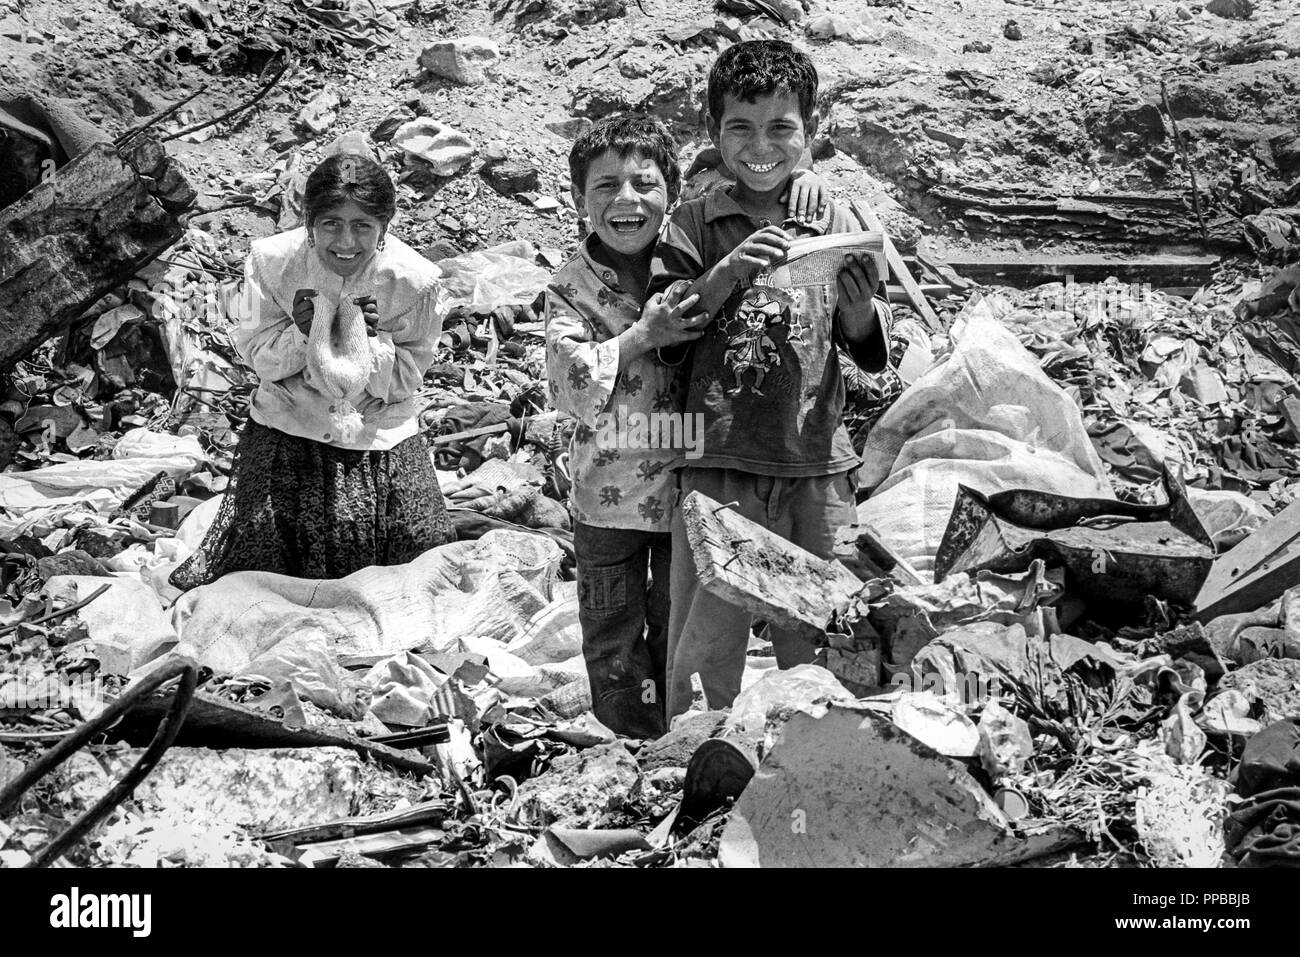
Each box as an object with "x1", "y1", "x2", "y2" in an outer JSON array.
[
  {"x1": 1219, "y1": 658, "x2": 1300, "y2": 725},
  {"x1": 1176, "y1": 4, "x2": 1194, "y2": 19},
  {"x1": 419, "y1": 36, "x2": 501, "y2": 86},
  {"x1": 1206, "y1": 0, "x2": 1253, "y2": 19},
  {"x1": 324, "y1": 130, "x2": 376, "y2": 161},
  {"x1": 637, "y1": 710, "x2": 727, "y2": 771},
  {"x1": 963, "y1": 40, "x2": 992, "y2": 53},
  {"x1": 718, "y1": 706, "x2": 1075, "y2": 867},
  {"x1": 1091, "y1": 98, "x2": 1166, "y2": 153},
  {"x1": 718, "y1": 0, "x2": 800, "y2": 22},
  {"x1": 371, "y1": 105, "x2": 416, "y2": 142},
  {"x1": 294, "y1": 87, "x2": 340, "y2": 139},
  {"x1": 267, "y1": 125, "x2": 300, "y2": 151},
  {"x1": 392, "y1": 118, "x2": 475, "y2": 176},
  {"x1": 1003, "y1": 19, "x2": 1022, "y2": 40},
  {"x1": 36, "y1": 551, "x2": 114, "y2": 581},
  {"x1": 545, "y1": 116, "x2": 593, "y2": 140},
  {"x1": 514, "y1": 741, "x2": 642, "y2": 828},
  {"x1": 805, "y1": 13, "x2": 874, "y2": 42},
  {"x1": 481, "y1": 158, "x2": 541, "y2": 196}
]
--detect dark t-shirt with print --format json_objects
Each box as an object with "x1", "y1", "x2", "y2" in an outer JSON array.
[{"x1": 647, "y1": 188, "x2": 884, "y2": 477}]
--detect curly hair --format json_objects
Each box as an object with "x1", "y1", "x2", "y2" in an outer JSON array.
[
  {"x1": 568, "y1": 113, "x2": 682, "y2": 202},
  {"x1": 707, "y1": 39, "x2": 819, "y2": 127},
  {"x1": 303, "y1": 153, "x2": 397, "y2": 230}
]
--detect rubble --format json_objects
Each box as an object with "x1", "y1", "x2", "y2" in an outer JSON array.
[
  {"x1": 4, "y1": 0, "x2": 1300, "y2": 875},
  {"x1": 392, "y1": 117, "x2": 476, "y2": 176},
  {"x1": 419, "y1": 37, "x2": 502, "y2": 86}
]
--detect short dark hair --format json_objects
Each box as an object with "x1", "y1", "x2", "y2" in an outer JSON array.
[
  {"x1": 707, "y1": 40, "x2": 818, "y2": 127},
  {"x1": 304, "y1": 153, "x2": 396, "y2": 230},
  {"x1": 568, "y1": 113, "x2": 682, "y2": 202}
]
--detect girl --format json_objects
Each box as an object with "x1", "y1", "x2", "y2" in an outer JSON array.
[{"x1": 173, "y1": 153, "x2": 454, "y2": 588}]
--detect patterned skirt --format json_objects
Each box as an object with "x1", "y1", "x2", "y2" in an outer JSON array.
[{"x1": 170, "y1": 421, "x2": 454, "y2": 590}]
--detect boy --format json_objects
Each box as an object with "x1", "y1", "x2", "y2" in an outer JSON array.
[
  {"x1": 646, "y1": 40, "x2": 895, "y2": 720},
  {"x1": 546, "y1": 114, "x2": 829, "y2": 738}
]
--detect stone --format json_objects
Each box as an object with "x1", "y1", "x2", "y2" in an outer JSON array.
[
  {"x1": 637, "y1": 710, "x2": 728, "y2": 771},
  {"x1": 294, "y1": 87, "x2": 340, "y2": 139},
  {"x1": 392, "y1": 118, "x2": 475, "y2": 176},
  {"x1": 545, "y1": 116, "x2": 593, "y2": 140},
  {"x1": 482, "y1": 158, "x2": 541, "y2": 196},
  {"x1": 1219, "y1": 658, "x2": 1300, "y2": 725},
  {"x1": 514, "y1": 741, "x2": 642, "y2": 828},
  {"x1": 1206, "y1": 0, "x2": 1253, "y2": 19},
  {"x1": 418, "y1": 36, "x2": 501, "y2": 85},
  {"x1": 1092, "y1": 98, "x2": 1167, "y2": 152},
  {"x1": 1003, "y1": 19, "x2": 1023, "y2": 40},
  {"x1": 718, "y1": 706, "x2": 1076, "y2": 867}
]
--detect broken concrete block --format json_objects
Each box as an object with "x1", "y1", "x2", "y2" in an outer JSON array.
[
  {"x1": 392, "y1": 118, "x2": 475, "y2": 176},
  {"x1": 294, "y1": 87, "x2": 340, "y2": 138},
  {"x1": 637, "y1": 710, "x2": 727, "y2": 772},
  {"x1": 481, "y1": 158, "x2": 541, "y2": 196},
  {"x1": 1219, "y1": 659, "x2": 1300, "y2": 725},
  {"x1": 514, "y1": 741, "x2": 642, "y2": 828},
  {"x1": 419, "y1": 36, "x2": 501, "y2": 85},
  {"x1": 719, "y1": 706, "x2": 1075, "y2": 867}
]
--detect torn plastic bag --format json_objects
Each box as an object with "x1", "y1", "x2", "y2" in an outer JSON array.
[
  {"x1": 723, "y1": 663, "x2": 854, "y2": 736},
  {"x1": 856, "y1": 301, "x2": 1112, "y2": 579},
  {"x1": 434, "y1": 241, "x2": 551, "y2": 314}
]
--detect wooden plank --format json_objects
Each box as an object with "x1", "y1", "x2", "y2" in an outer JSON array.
[
  {"x1": 260, "y1": 799, "x2": 448, "y2": 846},
  {"x1": 850, "y1": 199, "x2": 943, "y2": 334},
  {"x1": 294, "y1": 826, "x2": 447, "y2": 867},
  {"x1": 938, "y1": 252, "x2": 1220, "y2": 289},
  {"x1": 681, "y1": 491, "x2": 863, "y2": 633},
  {"x1": 1195, "y1": 498, "x2": 1300, "y2": 622},
  {"x1": 116, "y1": 689, "x2": 436, "y2": 777},
  {"x1": 0, "y1": 136, "x2": 194, "y2": 369}
]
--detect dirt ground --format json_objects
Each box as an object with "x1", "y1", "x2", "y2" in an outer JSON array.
[{"x1": 4, "y1": 0, "x2": 1296, "y2": 263}]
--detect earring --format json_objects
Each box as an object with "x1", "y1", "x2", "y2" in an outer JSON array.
[
  {"x1": 307, "y1": 233, "x2": 315, "y2": 247},
  {"x1": 377, "y1": 235, "x2": 386, "y2": 250}
]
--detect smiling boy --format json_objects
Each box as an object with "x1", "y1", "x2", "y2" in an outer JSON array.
[
  {"x1": 647, "y1": 40, "x2": 894, "y2": 719},
  {"x1": 544, "y1": 115, "x2": 703, "y2": 738}
]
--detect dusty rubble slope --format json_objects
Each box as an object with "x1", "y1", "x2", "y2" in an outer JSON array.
[
  {"x1": 3, "y1": 0, "x2": 1300, "y2": 871},
  {"x1": 3, "y1": 0, "x2": 1296, "y2": 261}
]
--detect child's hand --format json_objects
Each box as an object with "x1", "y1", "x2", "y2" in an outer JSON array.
[
  {"x1": 354, "y1": 295, "x2": 380, "y2": 337},
  {"x1": 838, "y1": 253, "x2": 882, "y2": 309},
  {"x1": 788, "y1": 169, "x2": 829, "y2": 225},
  {"x1": 637, "y1": 283, "x2": 705, "y2": 349},
  {"x1": 837, "y1": 254, "x2": 882, "y2": 334},
  {"x1": 723, "y1": 225, "x2": 791, "y2": 280},
  {"x1": 292, "y1": 288, "x2": 317, "y2": 334}
]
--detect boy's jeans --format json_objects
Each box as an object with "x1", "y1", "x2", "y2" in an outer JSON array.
[
  {"x1": 665, "y1": 467, "x2": 856, "y2": 720},
  {"x1": 574, "y1": 522, "x2": 671, "y2": 739}
]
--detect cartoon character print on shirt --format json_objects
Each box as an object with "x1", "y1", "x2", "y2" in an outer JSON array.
[{"x1": 722, "y1": 282, "x2": 800, "y2": 396}]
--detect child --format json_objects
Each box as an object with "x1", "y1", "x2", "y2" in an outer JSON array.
[
  {"x1": 173, "y1": 153, "x2": 454, "y2": 590},
  {"x1": 545, "y1": 114, "x2": 829, "y2": 738},
  {"x1": 646, "y1": 40, "x2": 895, "y2": 720}
]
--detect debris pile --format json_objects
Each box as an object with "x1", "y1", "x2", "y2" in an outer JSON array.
[{"x1": 4, "y1": 0, "x2": 1300, "y2": 869}]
